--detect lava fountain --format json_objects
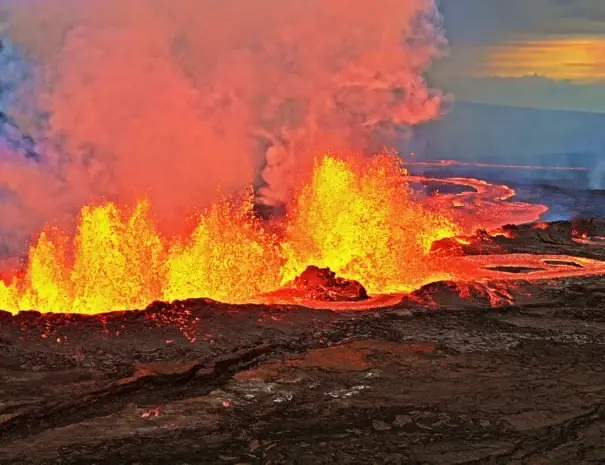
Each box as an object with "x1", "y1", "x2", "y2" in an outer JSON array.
[
  {"x1": 3, "y1": 152, "x2": 605, "y2": 315},
  {"x1": 4, "y1": 0, "x2": 563, "y2": 315},
  {"x1": 0, "y1": 154, "x2": 462, "y2": 314}
]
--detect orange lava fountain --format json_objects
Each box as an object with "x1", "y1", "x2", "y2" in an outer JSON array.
[
  {"x1": 280, "y1": 155, "x2": 458, "y2": 292},
  {"x1": 0, "y1": 154, "x2": 460, "y2": 314}
]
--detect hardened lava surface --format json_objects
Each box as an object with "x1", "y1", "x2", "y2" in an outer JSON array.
[{"x1": 2, "y1": 220, "x2": 605, "y2": 464}]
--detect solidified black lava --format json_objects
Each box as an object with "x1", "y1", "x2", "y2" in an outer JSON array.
[
  {"x1": 484, "y1": 265, "x2": 545, "y2": 274},
  {"x1": 544, "y1": 260, "x2": 583, "y2": 268}
]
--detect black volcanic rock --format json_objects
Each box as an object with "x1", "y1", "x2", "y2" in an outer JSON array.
[
  {"x1": 3, "y1": 219, "x2": 605, "y2": 464},
  {"x1": 291, "y1": 265, "x2": 368, "y2": 301}
]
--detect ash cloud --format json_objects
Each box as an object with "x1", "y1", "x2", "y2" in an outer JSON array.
[{"x1": 0, "y1": 0, "x2": 446, "y2": 254}]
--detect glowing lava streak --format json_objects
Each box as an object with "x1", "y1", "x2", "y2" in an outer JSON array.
[
  {"x1": 404, "y1": 159, "x2": 589, "y2": 172},
  {"x1": 414, "y1": 176, "x2": 549, "y2": 233},
  {"x1": 0, "y1": 154, "x2": 459, "y2": 314}
]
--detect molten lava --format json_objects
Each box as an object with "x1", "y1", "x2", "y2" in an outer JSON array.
[
  {"x1": 280, "y1": 155, "x2": 459, "y2": 292},
  {"x1": 413, "y1": 176, "x2": 548, "y2": 233},
  {"x1": 0, "y1": 154, "x2": 460, "y2": 314}
]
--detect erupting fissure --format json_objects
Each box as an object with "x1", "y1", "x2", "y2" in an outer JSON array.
[
  {"x1": 4, "y1": 152, "x2": 605, "y2": 315},
  {"x1": 5, "y1": 1, "x2": 604, "y2": 317},
  {"x1": 0, "y1": 154, "x2": 461, "y2": 315}
]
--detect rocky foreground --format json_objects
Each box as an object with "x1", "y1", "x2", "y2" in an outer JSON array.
[{"x1": 1, "y1": 220, "x2": 605, "y2": 464}]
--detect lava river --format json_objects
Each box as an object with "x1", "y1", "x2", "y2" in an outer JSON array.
[{"x1": 1, "y1": 153, "x2": 604, "y2": 315}]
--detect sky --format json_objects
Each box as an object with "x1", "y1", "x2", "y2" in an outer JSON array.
[
  {"x1": 433, "y1": 0, "x2": 605, "y2": 112},
  {"x1": 1, "y1": 1, "x2": 603, "y2": 115}
]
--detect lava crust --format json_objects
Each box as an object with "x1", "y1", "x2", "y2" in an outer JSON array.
[
  {"x1": 2, "y1": 219, "x2": 605, "y2": 464},
  {"x1": 288, "y1": 265, "x2": 368, "y2": 302}
]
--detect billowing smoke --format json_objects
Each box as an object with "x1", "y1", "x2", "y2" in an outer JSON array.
[
  {"x1": 589, "y1": 160, "x2": 605, "y2": 190},
  {"x1": 0, "y1": 0, "x2": 446, "y2": 254}
]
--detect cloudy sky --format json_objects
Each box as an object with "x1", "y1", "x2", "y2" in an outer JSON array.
[
  {"x1": 1, "y1": 1, "x2": 603, "y2": 115},
  {"x1": 433, "y1": 0, "x2": 605, "y2": 112}
]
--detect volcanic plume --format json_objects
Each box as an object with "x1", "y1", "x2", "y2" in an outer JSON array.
[
  {"x1": 0, "y1": 0, "x2": 446, "y2": 251},
  {"x1": 0, "y1": 153, "x2": 462, "y2": 314}
]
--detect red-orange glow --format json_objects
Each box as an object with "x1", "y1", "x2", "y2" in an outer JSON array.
[
  {"x1": 454, "y1": 238, "x2": 471, "y2": 245},
  {"x1": 280, "y1": 155, "x2": 459, "y2": 293},
  {"x1": 0, "y1": 154, "x2": 459, "y2": 314},
  {"x1": 414, "y1": 176, "x2": 548, "y2": 233},
  {"x1": 257, "y1": 253, "x2": 605, "y2": 311},
  {"x1": 3, "y1": 154, "x2": 605, "y2": 316},
  {"x1": 1, "y1": 0, "x2": 446, "y2": 239},
  {"x1": 163, "y1": 189, "x2": 284, "y2": 304}
]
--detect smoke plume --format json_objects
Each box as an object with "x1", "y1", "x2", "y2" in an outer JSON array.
[{"x1": 0, "y1": 0, "x2": 446, "y2": 254}]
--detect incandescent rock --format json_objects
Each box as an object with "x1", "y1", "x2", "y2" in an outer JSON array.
[
  {"x1": 291, "y1": 266, "x2": 368, "y2": 301},
  {"x1": 430, "y1": 229, "x2": 506, "y2": 256}
]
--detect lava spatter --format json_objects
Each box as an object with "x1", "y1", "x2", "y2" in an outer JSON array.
[
  {"x1": 2, "y1": 154, "x2": 605, "y2": 315},
  {"x1": 0, "y1": 154, "x2": 458, "y2": 314}
]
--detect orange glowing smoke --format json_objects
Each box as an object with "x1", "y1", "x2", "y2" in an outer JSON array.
[
  {"x1": 0, "y1": 154, "x2": 459, "y2": 314},
  {"x1": 0, "y1": 0, "x2": 445, "y2": 250}
]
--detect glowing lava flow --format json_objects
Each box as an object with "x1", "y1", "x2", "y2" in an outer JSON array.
[
  {"x1": 2, "y1": 154, "x2": 604, "y2": 315},
  {"x1": 0, "y1": 154, "x2": 459, "y2": 314},
  {"x1": 256, "y1": 253, "x2": 605, "y2": 311},
  {"x1": 412, "y1": 176, "x2": 549, "y2": 233}
]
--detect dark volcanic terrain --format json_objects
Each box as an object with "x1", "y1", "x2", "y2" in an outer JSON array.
[{"x1": 2, "y1": 220, "x2": 605, "y2": 464}]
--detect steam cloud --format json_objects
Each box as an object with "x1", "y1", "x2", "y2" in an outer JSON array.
[{"x1": 0, "y1": 0, "x2": 446, "y2": 255}]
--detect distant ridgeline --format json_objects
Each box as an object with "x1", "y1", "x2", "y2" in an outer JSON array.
[
  {"x1": 415, "y1": 101, "x2": 605, "y2": 169},
  {"x1": 406, "y1": 101, "x2": 605, "y2": 189},
  {"x1": 0, "y1": 39, "x2": 39, "y2": 161}
]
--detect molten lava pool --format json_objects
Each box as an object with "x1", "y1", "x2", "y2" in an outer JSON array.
[{"x1": 0, "y1": 153, "x2": 600, "y2": 315}]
